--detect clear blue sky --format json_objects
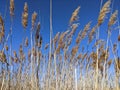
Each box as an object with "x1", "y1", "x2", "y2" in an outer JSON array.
[{"x1": 0, "y1": 0, "x2": 120, "y2": 55}]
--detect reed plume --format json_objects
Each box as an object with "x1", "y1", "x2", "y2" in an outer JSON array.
[
  {"x1": 98, "y1": 0, "x2": 111, "y2": 26},
  {"x1": 88, "y1": 25, "x2": 97, "y2": 43},
  {"x1": 10, "y1": 0, "x2": 14, "y2": 16},
  {"x1": 0, "y1": 15, "x2": 5, "y2": 43},
  {"x1": 53, "y1": 32, "x2": 60, "y2": 49},
  {"x1": 0, "y1": 51, "x2": 7, "y2": 63},
  {"x1": 22, "y1": 2, "x2": 28, "y2": 28},
  {"x1": 71, "y1": 45, "x2": 79, "y2": 59},
  {"x1": 35, "y1": 22, "x2": 40, "y2": 46},
  {"x1": 25, "y1": 37, "x2": 28, "y2": 47},
  {"x1": 108, "y1": 10, "x2": 118, "y2": 27},
  {"x1": 32, "y1": 12, "x2": 37, "y2": 28},
  {"x1": 81, "y1": 22, "x2": 91, "y2": 39},
  {"x1": 37, "y1": 36, "x2": 42, "y2": 48},
  {"x1": 107, "y1": 59, "x2": 112, "y2": 67},
  {"x1": 19, "y1": 45, "x2": 25, "y2": 61},
  {"x1": 69, "y1": 6, "x2": 80, "y2": 24},
  {"x1": 76, "y1": 30, "x2": 82, "y2": 45}
]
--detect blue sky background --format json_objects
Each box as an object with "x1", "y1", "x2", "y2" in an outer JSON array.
[{"x1": 0, "y1": 0, "x2": 120, "y2": 59}]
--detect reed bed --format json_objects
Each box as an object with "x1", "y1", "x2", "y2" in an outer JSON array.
[{"x1": 0, "y1": 0, "x2": 120, "y2": 90}]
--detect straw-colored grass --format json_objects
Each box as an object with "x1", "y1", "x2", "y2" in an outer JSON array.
[{"x1": 0, "y1": 0, "x2": 120, "y2": 90}]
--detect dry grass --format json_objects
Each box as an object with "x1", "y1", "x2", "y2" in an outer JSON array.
[{"x1": 0, "y1": 0, "x2": 120, "y2": 90}]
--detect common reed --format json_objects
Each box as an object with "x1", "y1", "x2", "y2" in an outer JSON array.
[
  {"x1": 69, "y1": 6, "x2": 80, "y2": 24},
  {"x1": 22, "y1": 2, "x2": 28, "y2": 28},
  {"x1": 0, "y1": 0, "x2": 120, "y2": 90},
  {"x1": 9, "y1": 0, "x2": 14, "y2": 16},
  {"x1": 32, "y1": 12, "x2": 37, "y2": 28},
  {"x1": 108, "y1": 10, "x2": 118, "y2": 27},
  {"x1": 0, "y1": 15, "x2": 4, "y2": 43},
  {"x1": 98, "y1": 0, "x2": 111, "y2": 26}
]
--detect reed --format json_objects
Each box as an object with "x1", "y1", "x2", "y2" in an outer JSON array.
[{"x1": 0, "y1": 0, "x2": 120, "y2": 90}]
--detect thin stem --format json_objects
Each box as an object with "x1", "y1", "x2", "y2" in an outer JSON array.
[
  {"x1": 30, "y1": 28, "x2": 34, "y2": 90},
  {"x1": 75, "y1": 68, "x2": 78, "y2": 90},
  {"x1": 96, "y1": 0, "x2": 103, "y2": 89},
  {"x1": 48, "y1": 0, "x2": 53, "y2": 89},
  {"x1": 110, "y1": 38, "x2": 120, "y2": 90},
  {"x1": 8, "y1": 15, "x2": 14, "y2": 90},
  {"x1": 4, "y1": 0, "x2": 8, "y2": 20},
  {"x1": 54, "y1": 51, "x2": 58, "y2": 90}
]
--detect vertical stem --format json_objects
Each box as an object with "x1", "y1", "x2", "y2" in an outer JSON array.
[
  {"x1": 109, "y1": 38, "x2": 119, "y2": 90},
  {"x1": 9, "y1": 16, "x2": 13, "y2": 90},
  {"x1": 75, "y1": 68, "x2": 78, "y2": 90},
  {"x1": 30, "y1": 28, "x2": 34, "y2": 90},
  {"x1": 48, "y1": 0, "x2": 53, "y2": 89},
  {"x1": 102, "y1": 28, "x2": 110, "y2": 90},
  {"x1": 96, "y1": 0, "x2": 103, "y2": 89},
  {"x1": 4, "y1": 0, "x2": 8, "y2": 20},
  {"x1": 95, "y1": 25, "x2": 99, "y2": 90},
  {"x1": 54, "y1": 52, "x2": 58, "y2": 90},
  {"x1": 36, "y1": 47, "x2": 40, "y2": 90}
]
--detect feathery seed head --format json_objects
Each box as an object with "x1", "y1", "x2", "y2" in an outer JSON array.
[
  {"x1": 70, "y1": 6, "x2": 80, "y2": 24},
  {"x1": 24, "y1": 2, "x2": 28, "y2": 12},
  {"x1": 22, "y1": 2, "x2": 28, "y2": 28},
  {"x1": 71, "y1": 45, "x2": 79, "y2": 58},
  {"x1": 108, "y1": 10, "x2": 118, "y2": 27},
  {"x1": 98, "y1": 0, "x2": 111, "y2": 26},
  {"x1": 10, "y1": 0, "x2": 14, "y2": 16},
  {"x1": 32, "y1": 11, "x2": 37, "y2": 27},
  {"x1": 25, "y1": 37, "x2": 28, "y2": 47}
]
